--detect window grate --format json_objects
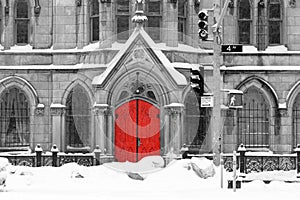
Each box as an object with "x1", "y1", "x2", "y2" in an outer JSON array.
[
  {"x1": 237, "y1": 88, "x2": 270, "y2": 148},
  {"x1": 0, "y1": 88, "x2": 30, "y2": 148}
]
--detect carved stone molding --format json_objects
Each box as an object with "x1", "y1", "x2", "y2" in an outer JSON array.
[
  {"x1": 50, "y1": 103, "x2": 66, "y2": 116},
  {"x1": 278, "y1": 108, "x2": 288, "y2": 117},
  {"x1": 35, "y1": 103, "x2": 45, "y2": 116},
  {"x1": 164, "y1": 103, "x2": 184, "y2": 116},
  {"x1": 289, "y1": 0, "x2": 296, "y2": 8},
  {"x1": 93, "y1": 104, "x2": 111, "y2": 116}
]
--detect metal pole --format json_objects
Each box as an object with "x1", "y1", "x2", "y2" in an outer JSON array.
[
  {"x1": 220, "y1": 152, "x2": 224, "y2": 188},
  {"x1": 233, "y1": 151, "x2": 237, "y2": 192},
  {"x1": 211, "y1": 0, "x2": 231, "y2": 165}
]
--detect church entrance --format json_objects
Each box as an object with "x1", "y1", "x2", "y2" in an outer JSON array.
[{"x1": 114, "y1": 99, "x2": 160, "y2": 162}]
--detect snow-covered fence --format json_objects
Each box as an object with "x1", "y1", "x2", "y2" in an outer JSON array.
[
  {"x1": 0, "y1": 144, "x2": 114, "y2": 167},
  {"x1": 222, "y1": 145, "x2": 297, "y2": 174},
  {"x1": 182, "y1": 144, "x2": 298, "y2": 174}
]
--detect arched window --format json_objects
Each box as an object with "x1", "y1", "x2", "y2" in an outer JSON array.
[
  {"x1": 145, "y1": 0, "x2": 162, "y2": 41},
  {"x1": 268, "y1": 0, "x2": 282, "y2": 44},
  {"x1": 178, "y1": 0, "x2": 187, "y2": 42},
  {"x1": 116, "y1": 0, "x2": 130, "y2": 41},
  {"x1": 184, "y1": 91, "x2": 209, "y2": 148},
  {"x1": 292, "y1": 93, "x2": 300, "y2": 147},
  {"x1": 90, "y1": 0, "x2": 99, "y2": 42},
  {"x1": 238, "y1": 0, "x2": 252, "y2": 44},
  {"x1": 238, "y1": 87, "x2": 270, "y2": 148},
  {"x1": 65, "y1": 85, "x2": 91, "y2": 151},
  {"x1": 0, "y1": 87, "x2": 30, "y2": 148},
  {"x1": 15, "y1": 0, "x2": 30, "y2": 45}
]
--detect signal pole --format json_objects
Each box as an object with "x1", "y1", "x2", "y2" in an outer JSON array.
[{"x1": 211, "y1": 0, "x2": 231, "y2": 165}]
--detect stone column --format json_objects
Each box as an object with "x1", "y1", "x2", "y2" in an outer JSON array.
[
  {"x1": 93, "y1": 104, "x2": 110, "y2": 152},
  {"x1": 164, "y1": 103, "x2": 184, "y2": 154},
  {"x1": 50, "y1": 103, "x2": 66, "y2": 151},
  {"x1": 106, "y1": 107, "x2": 113, "y2": 155},
  {"x1": 163, "y1": 110, "x2": 170, "y2": 155}
]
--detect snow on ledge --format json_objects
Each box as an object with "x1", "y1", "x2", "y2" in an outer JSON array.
[
  {"x1": 164, "y1": 103, "x2": 184, "y2": 108},
  {"x1": 278, "y1": 103, "x2": 287, "y2": 109},
  {"x1": 50, "y1": 103, "x2": 66, "y2": 108},
  {"x1": 10, "y1": 44, "x2": 33, "y2": 51},
  {"x1": 221, "y1": 65, "x2": 300, "y2": 71}
]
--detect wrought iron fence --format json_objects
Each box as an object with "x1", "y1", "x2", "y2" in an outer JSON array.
[
  {"x1": 222, "y1": 153, "x2": 297, "y2": 173},
  {"x1": 0, "y1": 151, "x2": 114, "y2": 167}
]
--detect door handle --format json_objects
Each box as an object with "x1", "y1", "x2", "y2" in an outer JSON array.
[{"x1": 138, "y1": 138, "x2": 141, "y2": 147}]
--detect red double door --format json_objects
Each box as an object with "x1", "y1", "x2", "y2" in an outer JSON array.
[{"x1": 115, "y1": 99, "x2": 160, "y2": 162}]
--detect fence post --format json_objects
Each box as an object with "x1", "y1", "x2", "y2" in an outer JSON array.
[
  {"x1": 51, "y1": 144, "x2": 59, "y2": 167},
  {"x1": 294, "y1": 144, "x2": 300, "y2": 177},
  {"x1": 237, "y1": 144, "x2": 246, "y2": 174},
  {"x1": 94, "y1": 145, "x2": 101, "y2": 166},
  {"x1": 35, "y1": 144, "x2": 43, "y2": 167},
  {"x1": 180, "y1": 144, "x2": 189, "y2": 159}
]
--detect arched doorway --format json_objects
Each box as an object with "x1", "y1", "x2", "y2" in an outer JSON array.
[{"x1": 114, "y1": 99, "x2": 160, "y2": 162}]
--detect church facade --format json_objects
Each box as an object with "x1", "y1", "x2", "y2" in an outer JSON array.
[{"x1": 0, "y1": 0, "x2": 300, "y2": 161}]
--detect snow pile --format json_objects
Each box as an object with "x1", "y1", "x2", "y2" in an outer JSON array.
[
  {"x1": 104, "y1": 156, "x2": 165, "y2": 174},
  {"x1": 1, "y1": 156, "x2": 300, "y2": 199},
  {"x1": 189, "y1": 157, "x2": 216, "y2": 179},
  {"x1": 0, "y1": 157, "x2": 9, "y2": 190},
  {"x1": 245, "y1": 170, "x2": 298, "y2": 182}
]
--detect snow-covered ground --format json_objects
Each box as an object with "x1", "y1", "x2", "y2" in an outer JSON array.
[{"x1": 1, "y1": 156, "x2": 300, "y2": 200}]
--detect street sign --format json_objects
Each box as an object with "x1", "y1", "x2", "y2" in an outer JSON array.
[
  {"x1": 221, "y1": 44, "x2": 243, "y2": 53},
  {"x1": 201, "y1": 95, "x2": 214, "y2": 107}
]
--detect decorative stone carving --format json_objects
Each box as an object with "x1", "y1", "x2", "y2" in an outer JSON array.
[
  {"x1": 164, "y1": 103, "x2": 184, "y2": 118},
  {"x1": 118, "y1": 72, "x2": 157, "y2": 101},
  {"x1": 132, "y1": 0, "x2": 147, "y2": 26},
  {"x1": 132, "y1": 48, "x2": 146, "y2": 61},
  {"x1": 278, "y1": 108, "x2": 288, "y2": 117},
  {"x1": 35, "y1": 103, "x2": 45, "y2": 116},
  {"x1": 289, "y1": 0, "x2": 296, "y2": 8},
  {"x1": 93, "y1": 104, "x2": 110, "y2": 116}
]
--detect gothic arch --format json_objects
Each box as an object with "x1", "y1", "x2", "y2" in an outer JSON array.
[
  {"x1": 235, "y1": 76, "x2": 280, "y2": 149},
  {"x1": 62, "y1": 80, "x2": 94, "y2": 107},
  {"x1": 236, "y1": 75, "x2": 278, "y2": 109},
  {"x1": 108, "y1": 67, "x2": 171, "y2": 107},
  {"x1": 0, "y1": 75, "x2": 39, "y2": 108},
  {"x1": 286, "y1": 80, "x2": 300, "y2": 111},
  {"x1": 0, "y1": 75, "x2": 38, "y2": 149}
]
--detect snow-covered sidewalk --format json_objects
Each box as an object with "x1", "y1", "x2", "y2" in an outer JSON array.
[{"x1": 0, "y1": 156, "x2": 300, "y2": 200}]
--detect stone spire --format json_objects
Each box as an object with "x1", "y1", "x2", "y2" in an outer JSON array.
[{"x1": 132, "y1": 0, "x2": 147, "y2": 28}]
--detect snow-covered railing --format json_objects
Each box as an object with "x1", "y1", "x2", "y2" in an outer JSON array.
[
  {"x1": 181, "y1": 144, "x2": 299, "y2": 174},
  {"x1": 0, "y1": 144, "x2": 114, "y2": 167},
  {"x1": 222, "y1": 144, "x2": 297, "y2": 173}
]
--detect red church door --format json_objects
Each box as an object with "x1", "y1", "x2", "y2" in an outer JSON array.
[{"x1": 115, "y1": 99, "x2": 160, "y2": 162}]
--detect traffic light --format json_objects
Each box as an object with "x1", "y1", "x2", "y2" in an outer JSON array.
[
  {"x1": 198, "y1": 10, "x2": 208, "y2": 40},
  {"x1": 228, "y1": 90, "x2": 243, "y2": 108},
  {"x1": 190, "y1": 66, "x2": 204, "y2": 95}
]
